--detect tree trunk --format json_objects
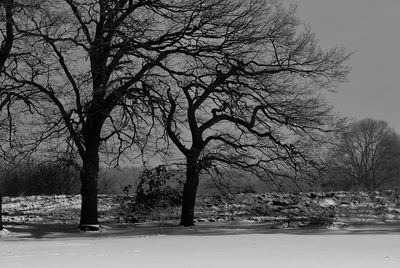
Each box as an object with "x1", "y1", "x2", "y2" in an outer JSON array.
[
  {"x1": 79, "y1": 158, "x2": 99, "y2": 230},
  {"x1": 79, "y1": 131, "x2": 101, "y2": 231},
  {"x1": 180, "y1": 159, "x2": 200, "y2": 227},
  {"x1": 364, "y1": 174, "x2": 369, "y2": 191},
  {"x1": 372, "y1": 169, "x2": 377, "y2": 191}
]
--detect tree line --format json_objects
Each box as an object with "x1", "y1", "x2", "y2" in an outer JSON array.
[{"x1": 1, "y1": 0, "x2": 355, "y2": 230}]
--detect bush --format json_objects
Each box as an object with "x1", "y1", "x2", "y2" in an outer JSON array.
[
  {"x1": 308, "y1": 215, "x2": 334, "y2": 228},
  {"x1": 133, "y1": 166, "x2": 184, "y2": 210}
]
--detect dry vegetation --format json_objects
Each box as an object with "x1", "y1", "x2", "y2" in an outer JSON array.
[{"x1": 2, "y1": 191, "x2": 399, "y2": 230}]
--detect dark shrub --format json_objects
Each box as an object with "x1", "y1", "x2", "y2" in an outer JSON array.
[{"x1": 133, "y1": 166, "x2": 184, "y2": 210}]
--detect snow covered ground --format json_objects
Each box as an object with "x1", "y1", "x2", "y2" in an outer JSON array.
[
  {"x1": 1, "y1": 192, "x2": 400, "y2": 267},
  {"x1": 2, "y1": 191, "x2": 400, "y2": 226},
  {"x1": 1, "y1": 223, "x2": 400, "y2": 268}
]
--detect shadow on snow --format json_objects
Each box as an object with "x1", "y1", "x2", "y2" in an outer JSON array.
[{"x1": 2, "y1": 221, "x2": 400, "y2": 241}]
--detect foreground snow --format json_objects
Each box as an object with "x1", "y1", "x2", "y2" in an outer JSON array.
[{"x1": 1, "y1": 223, "x2": 400, "y2": 268}]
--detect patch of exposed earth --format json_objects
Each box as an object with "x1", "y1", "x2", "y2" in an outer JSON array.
[{"x1": 2, "y1": 191, "x2": 400, "y2": 230}]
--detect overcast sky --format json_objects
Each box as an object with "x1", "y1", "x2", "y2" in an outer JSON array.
[{"x1": 287, "y1": 0, "x2": 400, "y2": 132}]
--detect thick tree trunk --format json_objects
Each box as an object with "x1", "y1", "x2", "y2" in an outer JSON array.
[
  {"x1": 79, "y1": 129, "x2": 101, "y2": 231},
  {"x1": 79, "y1": 157, "x2": 99, "y2": 231},
  {"x1": 180, "y1": 159, "x2": 200, "y2": 227}
]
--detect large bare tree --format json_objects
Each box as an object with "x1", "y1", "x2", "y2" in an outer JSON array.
[
  {"x1": 0, "y1": 0, "x2": 14, "y2": 140},
  {"x1": 147, "y1": 1, "x2": 351, "y2": 226},
  {"x1": 0, "y1": 0, "x2": 15, "y2": 231},
  {"x1": 2, "y1": 0, "x2": 341, "y2": 230},
  {"x1": 5, "y1": 0, "x2": 191, "y2": 230}
]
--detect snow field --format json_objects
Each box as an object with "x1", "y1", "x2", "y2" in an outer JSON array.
[{"x1": 1, "y1": 225, "x2": 400, "y2": 268}]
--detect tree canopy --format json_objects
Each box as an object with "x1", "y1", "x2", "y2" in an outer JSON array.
[
  {"x1": 0, "y1": 0, "x2": 350, "y2": 228},
  {"x1": 146, "y1": 1, "x2": 350, "y2": 225}
]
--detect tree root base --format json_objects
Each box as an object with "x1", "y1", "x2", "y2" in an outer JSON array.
[{"x1": 79, "y1": 224, "x2": 101, "y2": 232}]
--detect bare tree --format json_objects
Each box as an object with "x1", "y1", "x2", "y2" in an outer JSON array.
[
  {"x1": 2, "y1": 0, "x2": 340, "y2": 230},
  {"x1": 325, "y1": 119, "x2": 400, "y2": 191},
  {"x1": 0, "y1": 1, "x2": 39, "y2": 159},
  {"x1": 0, "y1": 0, "x2": 41, "y2": 231},
  {"x1": 148, "y1": 1, "x2": 350, "y2": 226},
  {"x1": 5, "y1": 0, "x2": 179, "y2": 230},
  {"x1": 0, "y1": 0, "x2": 14, "y2": 143},
  {"x1": 0, "y1": 0, "x2": 15, "y2": 231}
]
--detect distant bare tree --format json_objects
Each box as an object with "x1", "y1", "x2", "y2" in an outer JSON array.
[
  {"x1": 325, "y1": 119, "x2": 400, "y2": 191},
  {"x1": 150, "y1": 1, "x2": 350, "y2": 226}
]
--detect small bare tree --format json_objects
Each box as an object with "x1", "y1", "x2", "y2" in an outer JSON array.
[{"x1": 150, "y1": 1, "x2": 350, "y2": 226}]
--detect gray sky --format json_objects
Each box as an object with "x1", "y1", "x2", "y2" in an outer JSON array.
[{"x1": 287, "y1": 0, "x2": 400, "y2": 132}]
